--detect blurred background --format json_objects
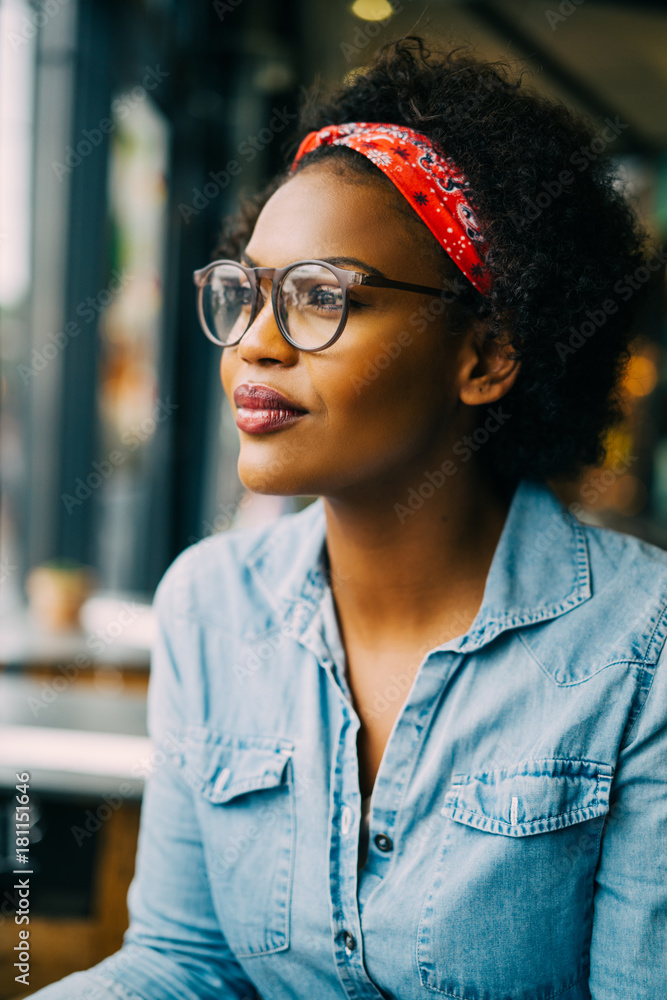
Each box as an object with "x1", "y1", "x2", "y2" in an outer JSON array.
[{"x1": 0, "y1": 0, "x2": 666, "y2": 993}]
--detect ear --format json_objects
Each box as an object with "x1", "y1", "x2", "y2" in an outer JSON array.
[{"x1": 457, "y1": 321, "x2": 521, "y2": 406}]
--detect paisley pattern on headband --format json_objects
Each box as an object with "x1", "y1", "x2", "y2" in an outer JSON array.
[{"x1": 292, "y1": 122, "x2": 492, "y2": 296}]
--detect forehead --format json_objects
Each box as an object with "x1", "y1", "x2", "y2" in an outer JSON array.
[{"x1": 244, "y1": 162, "x2": 439, "y2": 278}]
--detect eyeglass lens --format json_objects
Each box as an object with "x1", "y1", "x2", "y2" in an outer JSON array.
[{"x1": 201, "y1": 262, "x2": 345, "y2": 349}]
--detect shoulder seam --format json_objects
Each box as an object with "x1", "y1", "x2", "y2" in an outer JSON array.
[{"x1": 620, "y1": 600, "x2": 667, "y2": 748}]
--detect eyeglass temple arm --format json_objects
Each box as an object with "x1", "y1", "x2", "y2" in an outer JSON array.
[
  {"x1": 358, "y1": 274, "x2": 451, "y2": 297},
  {"x1": 193, "y1": 263, "x2": 448, "y2": 298}
]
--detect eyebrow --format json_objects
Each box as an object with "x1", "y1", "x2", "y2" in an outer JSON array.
[{"x1": 240, "y1": 252, "x2": 387, "y2": 278}]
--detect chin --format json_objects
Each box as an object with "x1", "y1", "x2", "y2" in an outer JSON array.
[
  {"x1": 237, "y1": 465, "x2": 312, "y2": 498},
  {"x1": 237, "y1": 437, "x2": 327, "y2": 497}
]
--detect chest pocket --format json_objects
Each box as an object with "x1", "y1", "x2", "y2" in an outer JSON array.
[
  {"x1": 417, "y1": 758, "x2": 612, "y2": 1000},
  {"x1": 180, "y1": 727, "x2": 295, "y2": 959}
]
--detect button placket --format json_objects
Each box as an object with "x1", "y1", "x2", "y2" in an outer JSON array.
[{"x1": 321, "y1": 585, "x2": 398, "y2": 998}]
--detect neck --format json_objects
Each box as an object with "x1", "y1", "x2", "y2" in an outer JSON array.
[{"x1": 322, "y1": 460, "x2": 515, "y2": 651}]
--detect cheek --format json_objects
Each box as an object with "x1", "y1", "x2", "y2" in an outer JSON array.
[
  {"x1": 321, "y1": 319, "x2": 452, "y2": 457},
  {"x1": 332, "y1": 327, "x2": 447, "y2": 429}
]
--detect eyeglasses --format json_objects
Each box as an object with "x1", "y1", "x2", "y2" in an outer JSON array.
[{"x1": 192, "y1": 258, "x2": 447, "y2": 352}]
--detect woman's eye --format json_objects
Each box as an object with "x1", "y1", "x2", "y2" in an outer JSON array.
[
  {"x1": 285, "y1": 281, "x2": 369, "y2": 314},
  {"x1": 214, "y1": 284, "x2": 252, "y2": 309},
  {"x1": 309, "y1": 284, "x2": 343, "y2": 311}
]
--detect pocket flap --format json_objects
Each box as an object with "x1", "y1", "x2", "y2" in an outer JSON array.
[
  {"x1": 182, "y1": 728, "x2": 294, "y2": 804},
  {"x1": 441, "y1": 757, "x2": 612, "y2": 837}
]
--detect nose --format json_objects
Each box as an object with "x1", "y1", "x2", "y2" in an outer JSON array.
[{"x1": 237, "y1": 277, "x2": 298, "y2": 364}]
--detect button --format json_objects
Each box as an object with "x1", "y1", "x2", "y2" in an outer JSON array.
[
  {"x1": 341, "y1": 805, "x2": 353, "y2": 835},
  {"x1": 212, "y1": 767, "x2": 231, "y2": 797},
  {"x1": 343, "y1": 931, "x2": 356, "y2": 951},
  {"x1": 374, "y1": 832, "x2": 393, "y2": 852}
]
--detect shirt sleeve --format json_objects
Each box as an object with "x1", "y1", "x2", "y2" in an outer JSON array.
[
  {"x1": 25, "y1": 554, "x2": 262, "y2": 1000},
  {"x1": 588, "y1": 639, "x2": 667, "y2": 997}
]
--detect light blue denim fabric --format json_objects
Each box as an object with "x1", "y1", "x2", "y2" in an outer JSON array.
[{"x1": 26, "y1": 478, "x2": 667, "y2": 1000}]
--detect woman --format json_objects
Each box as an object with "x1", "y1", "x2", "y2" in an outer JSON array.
[{"x1": 30, "y1": 36, "x2": 666, "y2": 1000}]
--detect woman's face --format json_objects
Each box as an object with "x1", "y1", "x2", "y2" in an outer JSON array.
[{"x1": 219, "y1": 161, "x2": 481, "y2": 499}]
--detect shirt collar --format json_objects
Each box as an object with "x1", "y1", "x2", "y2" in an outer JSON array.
[{"x1": 246, "y1": 478, "x2": 591, "y2": 654}]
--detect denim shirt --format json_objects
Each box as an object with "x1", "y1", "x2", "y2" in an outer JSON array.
[{"x1": 28, "y1": 478, "x2": 667, "y2": 1000}]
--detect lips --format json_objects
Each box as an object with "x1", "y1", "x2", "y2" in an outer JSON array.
[
  {"x1": 233, "y1": 383, "x2": 307, "y2": 413},
  {"x1": 232, "y1": 383, "x2": 308, "y2": 434}
]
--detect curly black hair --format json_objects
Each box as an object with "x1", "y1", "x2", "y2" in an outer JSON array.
[{"x1": 214, "y1": 36, "x2": 650, "y2": 486}]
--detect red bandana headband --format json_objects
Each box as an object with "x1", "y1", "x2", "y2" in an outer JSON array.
[{"x1": 291, "y1": 122, "x2": 493, "y2": 297}]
